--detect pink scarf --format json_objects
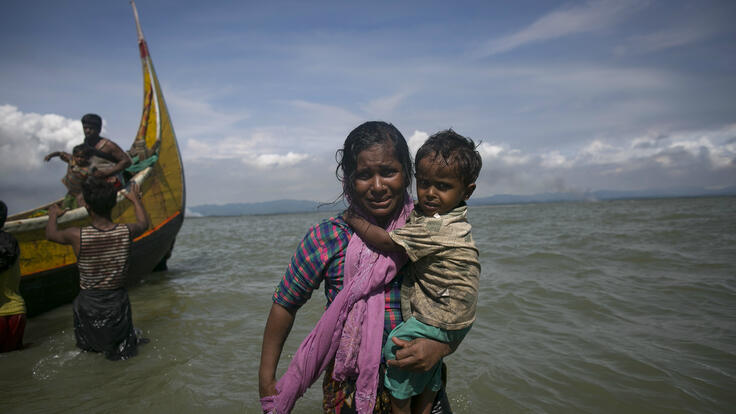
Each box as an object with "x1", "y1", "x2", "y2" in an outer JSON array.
[{"x1": 261, "y1": 192, "x2": 412, "y2": 414}]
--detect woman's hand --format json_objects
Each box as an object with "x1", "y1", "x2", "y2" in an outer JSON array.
[
  {"x1": 259, "y1": 377, "x2": 278, "y2": 399},
  {"x1": 385, "y1": 337, "x2": 452, "y2": 372}
]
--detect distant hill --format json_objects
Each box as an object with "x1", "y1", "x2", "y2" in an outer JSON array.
[
  {"x1": 188, "y1": 199, "x2": 344, "y2": 217},
  {"x1": 469, "y1": 185, "x2": 736, "y2": 206},
  {"x1": 189, "y1": 186, "x2": 736, "y2": 217}
]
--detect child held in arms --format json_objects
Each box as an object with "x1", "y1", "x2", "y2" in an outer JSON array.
[
  {"x1": 345, "y1": 129, "x2": 482, "y2": 414},
  {"x1": 45, "y1": 144, "x2": 94, "y2": 209}
]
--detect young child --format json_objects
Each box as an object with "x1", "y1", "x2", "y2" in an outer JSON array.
[
  {"x1": 46, "y1": 177, "x2": 149, "y2": 360},
  {"x1": 45, "y1": 144, "x2": 94, "y2": 209},
  {"x1": 344, "y1": 129, "x2": 482, "y2": 414}
]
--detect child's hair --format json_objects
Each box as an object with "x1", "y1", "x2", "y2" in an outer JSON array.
[
  {"x1": 336, "y1": 121, "x2": 413, "y2": 203},
  {"x1": 416, "y1": 129, "x2": 482, "y2": 186},
  {"x1": 72, "y1": 144, "x2": 94, "y2": 159},
  {"x1": 82, "y1": 177, "x2": 118, "y2": 216}
]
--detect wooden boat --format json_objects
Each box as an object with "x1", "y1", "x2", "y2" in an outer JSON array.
[{"x1": 4, "y1": 1, "x2": 185, "y2": 317}]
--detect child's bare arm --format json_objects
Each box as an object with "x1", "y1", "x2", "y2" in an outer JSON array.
[
  {"x1": 44, "y1": 151, "x2": 70, "y2": 163},
  {"x1": 45, "y1": 204, "x2": 81, "y2": 254},
  {"x1": 123, "y1": 182, "x2": 149, "y2": 238},
  {"x1": 344, "y1": 209, "x2": 404, "y2": 252}
]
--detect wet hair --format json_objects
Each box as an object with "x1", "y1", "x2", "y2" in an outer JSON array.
[
  {"x1": 0, "y1": 200, "x2": 6, "y2": 228},
  {"x1": 415, "y1": 129, "x2": 482, "y2": 186},
  {"x1": 82, "y1": 177, "x2": 118, "y2": 217},
  {"x1": 81, "y1": 113, "x2": 102, "y2": 131},
  {"x1": 72, "y1": 144, "x2": 94, "y2": 159},
  {"x1": 335, "y1": 121, "x2": 413, "y2": 203}
]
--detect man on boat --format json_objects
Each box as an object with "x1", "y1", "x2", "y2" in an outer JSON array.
[{"x1": 81, "y1": 113, "x2": 131, "y2": 188}]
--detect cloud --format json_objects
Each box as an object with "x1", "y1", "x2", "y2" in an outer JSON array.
[
  {"x1": 615, "y1": 26, "x2": 718, "y2": 56},
  {"x1": 473, "y1": 124, "x2": 736, "y2": 195},
  {"x1": 0, "y1": 105, "x2": 81, "y2": 171},
  {"x1": 362, "y1": 90, "x2": 414, "y2": 118},
  {"x1": 475, "y1": 0, "x2": 644, "y2": 57},
  {"x1": 0, "y1": 105, "x2": 86, "y2": 213},
  {"x1": 407, "y1": 130, "x2": 429, "y2": 157}
]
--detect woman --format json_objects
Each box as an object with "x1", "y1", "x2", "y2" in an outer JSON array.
[{"x1": 259, "y1": 121, "x2": 454, "y2": 413}]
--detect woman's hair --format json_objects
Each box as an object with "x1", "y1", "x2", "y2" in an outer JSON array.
[
  {"x1": 335, "y1": 121, "x2": 413, "y2": 203},
  {"x1": 82, "y1": 177, "x2": 118, "y2": 217},
  {"x1": 416, "y1": 129, "x2": 482, "y2": 186}
]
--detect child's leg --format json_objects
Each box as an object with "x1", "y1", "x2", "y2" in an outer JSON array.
[
  {"x1": 384, "y1": 318, "x2": 445, "y2": 413},
  {"x1": 390, "y1": 395, "x2": 411, "y2": 414},
  {"x1": 411, "y1": 387, "x2": 438, "y2": 414}
]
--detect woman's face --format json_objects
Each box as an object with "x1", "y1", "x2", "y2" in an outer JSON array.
[{"x1": 352, "y1": 142, "x2": 406, "y2": 225}]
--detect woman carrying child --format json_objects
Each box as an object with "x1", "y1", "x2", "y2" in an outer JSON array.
[
  {"x1": 345, "y1": 130, "x2": 483, "y2": 414},
  {"x1": 259, "y1": 121, "x2": 454, "y2": 413}
]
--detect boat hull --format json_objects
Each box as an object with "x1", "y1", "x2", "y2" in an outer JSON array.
[{"x1": 18, "y1": 212, "x2": 183, "y2": 316}]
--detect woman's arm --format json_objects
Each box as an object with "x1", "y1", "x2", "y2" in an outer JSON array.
[
  {"x1": 344, "y1": 210, "x2": 403, "y2": 252},
  {"x1": 259, "y1": 303, "x2": 297, "y2": 397}
]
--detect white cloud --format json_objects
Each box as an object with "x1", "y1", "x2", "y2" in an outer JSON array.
[
  {"x1": 362, "y1": 90, "x2": 414, "y2": 118},
  {"x1": 407, "y1": 130, "x2": 429, "y2": 158},
  {"x1": 0, "y1": 105, "x2": 81, "y2": 172},
  {"x1": 185, "y1": 136, "x2": 310, "y2": 169},
  {"x1": 472, "y1": 124, "x2": 736, "y2": 195},
  {"x1": 475, "y1": 0, "x2": 644, "y2": 57},
  {"x1": 249, "y1": 152, "x2": 310, "y2": 168},
  {"x1": 616, "y1": 26, "x2": 716, "y2": 55}
]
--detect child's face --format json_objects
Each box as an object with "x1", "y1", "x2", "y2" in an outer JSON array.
[
  {"x1": 415, "y1": 155, "x2": 475, "y2": 217},
  {"x1": 73, "y1": 152, "x2": 89, "y2": 166}
]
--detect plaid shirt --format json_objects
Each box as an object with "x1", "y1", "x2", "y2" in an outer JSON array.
[{"x1": 273, "y1": 214, "x2": 404, "y2": 337}]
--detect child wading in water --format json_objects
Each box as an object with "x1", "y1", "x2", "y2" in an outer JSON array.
[
  {"x1": 46, "y1": 177, "x2": 149, "y2": 360},
  {"x1": 345, "y1": 130, "x2": 482, "y2": 414}
]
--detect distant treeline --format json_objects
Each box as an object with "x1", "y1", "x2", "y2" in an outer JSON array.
[{"x1": 188, "y1": 186, "x2": 736, "y2": 217}]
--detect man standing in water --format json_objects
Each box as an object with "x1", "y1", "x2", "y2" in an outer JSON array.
[
  {"x1": 46, "y1": 178, "x2": 148, "y2": 360},
  {"x1": 80, "y1": 113, "x2": 131, "y2": 187}
]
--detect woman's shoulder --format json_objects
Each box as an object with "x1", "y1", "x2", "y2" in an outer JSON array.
[{"x1": 303, "y1": 213, "x2": 352, "y2": 245}]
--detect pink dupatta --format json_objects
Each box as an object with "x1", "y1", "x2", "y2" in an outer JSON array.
[{"x1": 261, "y1": 192, "x2": 412, "y2": 413}]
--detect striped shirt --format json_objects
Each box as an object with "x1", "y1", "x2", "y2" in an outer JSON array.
[
  {"x1": 273, "y1": 214, "x2": 404, "y2": 336},
  {"x1": 78, "y1": 225, "x2": 131, "y2": 290}
]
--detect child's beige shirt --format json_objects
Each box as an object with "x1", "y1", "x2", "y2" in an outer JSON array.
[{"x1": 390, "y1": 204, "x2": 480, "y2": 330}]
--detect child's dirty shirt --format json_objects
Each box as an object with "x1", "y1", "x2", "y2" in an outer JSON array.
[{"x1": 389, "y1": 204, "x2": 480, "y2": 330}]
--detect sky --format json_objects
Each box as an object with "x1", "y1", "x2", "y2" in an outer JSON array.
[{"x1": 1, "y1": 0, "x2": 735, "y2": 214}]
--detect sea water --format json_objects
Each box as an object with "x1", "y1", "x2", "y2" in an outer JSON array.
[{"x1": 1, "y1": 197, "x2": 735, "y2": 413}]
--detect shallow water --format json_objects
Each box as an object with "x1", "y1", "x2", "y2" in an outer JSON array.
[{"x1": 2, "y1": 197, "x2": 735, "y2": 413}]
